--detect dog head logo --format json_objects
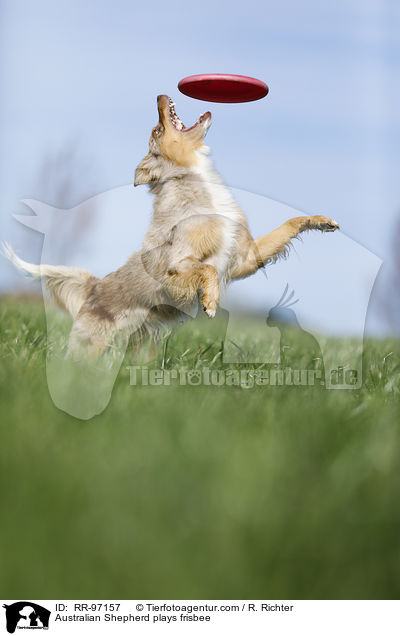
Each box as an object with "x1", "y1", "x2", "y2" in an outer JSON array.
[
  {"x1": 2, "y1": 603, "x2": 50, "y2": 633},
  {"x1": 8, "y1": 181, "x2": 382, "y2": 417}
]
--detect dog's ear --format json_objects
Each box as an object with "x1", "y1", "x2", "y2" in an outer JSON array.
[{"x1": 134, "y1": 154, "x2": 154, "y2": 186}]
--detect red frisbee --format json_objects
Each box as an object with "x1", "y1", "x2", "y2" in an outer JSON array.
[{"x1": 178, "y1": 73, "x2": 269, "y2": 103}]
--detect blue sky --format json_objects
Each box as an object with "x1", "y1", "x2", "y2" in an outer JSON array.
[{"x1": 0, "y1": 0, "x2": 399, "y2": 334}]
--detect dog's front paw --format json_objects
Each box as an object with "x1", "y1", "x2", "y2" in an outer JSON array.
[
  {"x1": 309, "y1": 215, "x2": 340, "y2": 232},
  {"x1": 202, "y1": 297, "x2": 217, "y2": 318}
]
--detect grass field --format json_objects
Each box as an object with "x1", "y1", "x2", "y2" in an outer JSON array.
[{"x1": 1, "y1": 296, "x2": 400, "y2": 599}]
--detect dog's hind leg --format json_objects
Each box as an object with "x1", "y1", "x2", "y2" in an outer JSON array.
[
  {"x1": 231, "y1": 215, "x2": 339, "y2": 280},
  {"x1": 67, "y1": 317, "x2": 112, "y2": 360},
  {"x1": 166, "y1": 257, "x2": 220, "y2": 318}
]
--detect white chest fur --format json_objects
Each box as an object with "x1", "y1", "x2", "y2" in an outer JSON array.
[{"x1": 194, "y1": 152, "x2": 244, "y2": 281}]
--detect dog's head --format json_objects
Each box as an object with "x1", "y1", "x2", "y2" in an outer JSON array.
[{"x1": 134, "y1": 95, "x2": 211, "y2": 186}]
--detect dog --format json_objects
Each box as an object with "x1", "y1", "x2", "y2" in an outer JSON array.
[{"x1": 3, "y1": 94, "x2": 339, "y2": 358}]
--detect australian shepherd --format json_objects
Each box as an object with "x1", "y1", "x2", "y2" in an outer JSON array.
[{"x1": 4, "y1": 95, "x2": 339, "y2": 357}]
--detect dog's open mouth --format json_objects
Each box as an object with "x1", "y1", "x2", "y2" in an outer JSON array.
[{"x1": 168, "y1": 98, "x2": 210, "y2": 132}]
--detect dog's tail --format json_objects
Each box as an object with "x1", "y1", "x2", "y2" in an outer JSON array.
[{"x1": 2, "y1": 242, "x2": 97, "y2": 319}]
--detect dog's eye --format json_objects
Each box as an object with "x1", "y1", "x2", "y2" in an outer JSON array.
[{"x1": 153, "y1": 125, "x2": 163, "y2": 138}]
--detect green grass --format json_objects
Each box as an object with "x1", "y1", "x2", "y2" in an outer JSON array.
[{"x1": 1, "y1": 297, "x2": 400, "y2": 599}]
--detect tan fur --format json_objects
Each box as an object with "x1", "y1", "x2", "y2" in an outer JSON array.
[
  {"x1": 187, "y1": 217, "x2": 223, "y2": 259},
  {"x1": 166, "y1": 256, "x2": 220, "y2": 316},
  {"x1": 159, "y1": 132, "x2": 203, "y2": 167},
  {"x1": 231, "y1": 215, "x2": 340, "y2": 279},
  {"x1": 3, "y1": 96, "x2": 339, "y2": 357},
  {"x1": 157, "y1": 94, "x2": 206, "y2": 167}
]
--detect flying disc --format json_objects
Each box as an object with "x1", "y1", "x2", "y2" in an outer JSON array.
[{"x1": 178, "y1": 73, "x2": 269, "y2": 103}]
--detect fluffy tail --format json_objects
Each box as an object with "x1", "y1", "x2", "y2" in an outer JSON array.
[{"x1": 2, "y1": 242, "x2": 97, "y2": 319}]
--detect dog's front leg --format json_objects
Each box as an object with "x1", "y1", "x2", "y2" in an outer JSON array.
[
  {"x1": 231, "y1": 215, "x2": 339, "y2": 280},
  {"x1": 166, "y1": 257, "x2": 220, "y2": 318},
  {"x1": 254, "y1": 215, "x2": 339, "y2": 266}
]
